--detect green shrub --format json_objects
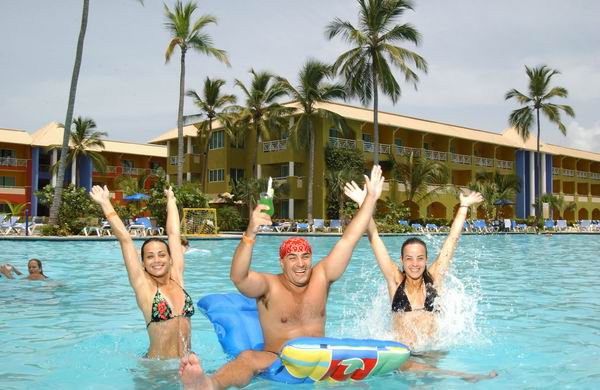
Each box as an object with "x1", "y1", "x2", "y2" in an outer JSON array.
[
  {"x1": 147, "y1": 177, "x2": 209, "y2": 228},
  {"x1": 217, "y1": 206, "x2": 243, "y2": 231}
]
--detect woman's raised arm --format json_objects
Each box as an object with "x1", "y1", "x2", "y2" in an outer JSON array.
[{"x1": 164, "y1": 187, "x2": 184, "y2": 278}]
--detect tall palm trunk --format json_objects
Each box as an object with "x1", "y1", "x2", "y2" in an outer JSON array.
[
  {"x1": 177, "y1": 48, "x2": 187, "y2": 186},
  {"x1": 49, "y1": 0, "x2": 89, "y2": 224},
  {"x1": 307, "y1": 117, "x2": 315, "y2": 224},
  {"x1": 535, "y1": 108, "x2": 542, "y2": 223},
  {"x1": 372, "y1": 62, "x2": 380, "y2": 165},
  {"x1": 252, "y1": 122, "x2": 260, "y2": 178},
  {"x1": 200, "y1": 119, "x2": 213, "y2": 192}
]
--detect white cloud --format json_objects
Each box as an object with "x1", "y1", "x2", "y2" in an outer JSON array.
[{"x1": 565, "y1": 121, "x2": 600, "y2": 152}]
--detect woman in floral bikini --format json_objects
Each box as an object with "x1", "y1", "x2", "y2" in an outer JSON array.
[{"x1": 90, "y1": 186, "x2": 194, "y2": 359}]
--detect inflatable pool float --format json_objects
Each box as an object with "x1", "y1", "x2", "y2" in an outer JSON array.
[{"x1": 198, "y1": 293, "x2": 411, "y2": 383}]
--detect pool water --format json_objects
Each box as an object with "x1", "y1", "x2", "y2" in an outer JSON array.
[{"x1": 1, "y1": 234, "x2": 599, "y2": 389}]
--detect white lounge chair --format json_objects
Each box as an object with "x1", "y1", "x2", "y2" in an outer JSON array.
[
  {"x1": 555, "y1": 220, "x2": 568, "y2": 231},
  {"x1": 311, "y1": 219, "x2": 327, "y2": 232},
  {"x1": 329, "y1": 219, "x2": 343, "y2": 233}
]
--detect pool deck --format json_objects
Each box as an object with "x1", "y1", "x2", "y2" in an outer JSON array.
[{"x1": 1, "y1": 230, "x2": 598, "y2": 240}]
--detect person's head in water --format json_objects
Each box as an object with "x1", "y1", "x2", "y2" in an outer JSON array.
[
  {"x1": 27, "y1": 258, "x2": 47, "y2": 279},
  {"x1": 141, "y1": 238, "x2": 172, "y2": 277},
  {"x1": 279, "y1": 237, "x2": 313, "y2": 287},
  {"x1": 400, "y1": 237, "x2": 432, "y2": 282},
  {"x1": 181, "y1": 238, "x2": 190, "y2": 253}
]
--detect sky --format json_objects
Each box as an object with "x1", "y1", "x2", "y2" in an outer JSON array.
[{"x1": 2, "y1": 0, "x2": 599, "y2": 153}]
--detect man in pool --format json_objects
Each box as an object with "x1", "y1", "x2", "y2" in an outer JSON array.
[{"x1": 179, "y1": 165, "x2": 385, "y2": 390}]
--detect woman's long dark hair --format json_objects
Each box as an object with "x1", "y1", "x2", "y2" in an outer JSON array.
[
  {"x1": 29, "y1": 258, "x2": 47, "y2": 278},
  {"x1": 140, "y1": 238, "x2": 171, "y2": 260},
  {"x1": 400, "y1": 237, "x2": 434, "y2": 284}
]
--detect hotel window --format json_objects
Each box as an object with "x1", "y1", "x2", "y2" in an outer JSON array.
[
  {"x1": 0, "y1": 176, "x2": 16, "y2": 187},
  {"x1": 278, "y1": 200, "x2": 290, "y2": 219},
  {"x1": 208, "y1": 130, "x2": 225, "y2": 150},
  {"x1": 229, "y1": 168, "x2": 244, "y2": 184},
  {"x1": 122, "y1": 159, "x2": 134, "y2": 174},
  {"x1": 423, "y1": 142, "x2": 430, "y2": 150},
  {"x1": 329, "y1": 128, "x2": 341, "y2": 138},
  {"x1": 208, "y1": 169, "x2": 225, "y2": 182},
  {"x1": 362, "y1": 134, "x2": 372, "y2": 143},
  {"x1": 279, "y1": 164, "x2": 289, "y2": 177},
  {"x1": 230, "y1": 135, "x2": 245, "y2": 148},
  {"x1": 394, "y1": 138, "x2": 403, "y2": 147},
  {"x1": 0, "y1": 149, "x2": 16, "y2": 158}
]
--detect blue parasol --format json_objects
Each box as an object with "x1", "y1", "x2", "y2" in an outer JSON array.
[
  {"x1": 123, "y1": 193, "x2": 150, "y2": 201},
  {"x1": 493, "y1": 199, "x2": 515, "y2": 206}
]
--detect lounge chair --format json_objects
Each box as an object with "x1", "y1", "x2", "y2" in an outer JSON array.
[
  {"x1": 463, "y1": 221, "x2": 473, "y2": 232},
  {"x1": 1, "y1": 216, "x2": 24, "y2": 235},
  {"x1": 543, "y1": 220, "x2": 555, "y2": 231},
  {"x1": 126, "y1": 218, "x2": 148, "y2": 236},
  {"x1": 503, "y1": 219, "x2": 512, "y2": 232},
  {"x1": 578, "y1": 220, "x2": 592, "y2": 232},
  {"x1": 472, "y1": 220, "x2": 491, "y2": 233},
  {"x1": 329, "y1": 219, "x2": 343, "y2": 233},
  {"x1": 136, "y1": 217, "x2": 164, "y2": 236},
  {"x1": 311, "y1": 219, "x2": 327, "y2": 232},
  {"x1": 296, "y1": 222, "x2": 310, "y2": 232},
  {"x1": 555, "y1": 220, "x2": 568, "y2": 232},
  {"x1": 411, "y1": 223, "x2": 424, "y2": 232},
  {"x1": 273, "y1": 221, "x2": 292, "y2": 232},
  {"x1": 425, "y1": 223, "x2": 439, "y2": 232}
]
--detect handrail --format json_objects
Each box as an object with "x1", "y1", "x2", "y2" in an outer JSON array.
[
  {"x1": 495, "y1": 159, "x2": 513, "y2": 170},
  {"x1": 328, "y1": 136, "x2": 356, "y2": 149},
  {"x1": 395, "y1": 145, "x2": 421, "y2": 157},
  {"x1": 474, "y1": 156, "x2": 493, "y2": 167},
  {"x1": 424, "y1": 149, "x2": 447, "y2": 161},
  {"x1": 363, "y1": 141, "x2": 391, "y2": 154},
  {"x1": 262, "y1": 139, "x2": 288, "y2": 152},
  {"x1": 0, "y1": 157, "x2": 28, "y2": 167},
  {"x1": 449, "y1": 152, "x2": 471, "y2": 165}
]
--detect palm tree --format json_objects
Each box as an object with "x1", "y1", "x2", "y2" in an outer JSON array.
[
  {"x1": 164, "y1": 0, "x2": 230, "y2": 186},
  {"x1": 114, "y1": 173, "x2": 152, "y2": 196},
  {"x1": 279, "y1": 60, "x2": 348, "y2": 223},
  {"x1": 535, "y1": 193, "x2": 576, "y2": 220},
  {"x1": 50, "y1": 117, "x2": 108, "y2": 186},
  {"x1": 186, "y1": 77, "x2": 237, "y2": 192},
  {"x1": 505, "y1": 65, "x2": 575, "y2": 222},
  {"x1": 325, "y1": 168, "x2": 361, "y2": 220},
  {"x1": 231, "y1": 177, "x2": 289, "y2": 218},
  {"x1": 326, "y1": 0, "x2": 428, "y2": 164},
  {"x1": 469, "y1": 172, "x2": 521, "y2": 220},
  {"x1": 234, "y1": 70, "x2": 292, "y2": 179},
  {"x1": 393, "y1": 152, "x2": 449, "y2": 217}
]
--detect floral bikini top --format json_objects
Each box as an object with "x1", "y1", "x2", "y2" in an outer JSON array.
[{"x1": 146, "y1": 279, "x2": 195, "y2": 328}]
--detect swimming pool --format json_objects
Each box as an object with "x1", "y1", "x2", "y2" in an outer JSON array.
[{"x1": 1, "y1": 234, "x2": 599, "y2": 389}]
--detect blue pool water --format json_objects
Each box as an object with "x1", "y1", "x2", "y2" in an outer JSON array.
[{"x1": 1, "y1": 234, "x2": 600, "y2": 389}]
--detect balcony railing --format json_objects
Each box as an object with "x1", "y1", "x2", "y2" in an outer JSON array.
[
  {"x1": 262, "y1": 139, "x2": 288, "y2": 152},
  {"x1": 0, "y1": 186, "x2": 26, "y2": 195},
  {"x1": 424, "y1": 149, "x2": 447, "y2": 161},
  {"x1": 474, "y1": 156, "x2": 493, "y2": 168},
  {"x1": 562, "y1": 169, "x2": 575, "y2": 177},
  {"x1": 363, "y1": 141, "x2": 391, "y2": 154},
  {"x1": 0, "y1": 157, "x2": 28, "y2": 167},
  {"x1": 328, "y1": 136, "x2": 356, "y2": 150},
  {"x1": 496, "y1": 159, "x2": 513, "y2": 170},
  {"x1": 591, "y1": 172, "x2": 600, "y2": 180},
  {"x1": 169, "y1": 156, "x2": 178, "y2": 165},
  {"x1": 576, "y1": 170, "x2": 589, "y2": 179},
  {"x1": 395, "y1": 145, "x2": 421, "y2": 157},
  {"x1": 93, "y1": 165, "x2": 118, "y2": 174},
  {"x1": 449, "y1": 152, "x2": 471, "y2": 165},
  {"x1": 553, "y1": 167, "x2": 560, "y2": 176}
]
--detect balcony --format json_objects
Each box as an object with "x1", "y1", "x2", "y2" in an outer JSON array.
[
  {"x1": 576, "y1": 170, "x2": 589, "y2": 179},
  {"x1": 562, "y1": 169, "x2": 575, "y2": 177},
  {"x1": 0, "y1": 157, "x2": 28, "y2": 168},
  {"x1": 591, "y1": 172, "x2": 600, "y2": 180},
  {"x1": 495, "y1": 159, "x2": 513, "y2": 170},
  {"x1": 553, "y1": 167, "x2": 560, "y2": 176},
  {"x1": 328, "y1": 136, "x2": 356, "y2": 150},
  {"x1": 449, "y1": 152, "x2": 471, "y2": 165},
  {"x1": 424, "y1": 149, "x2": 447, "y2": 161},
  {"x1": 262, "y1": 139, "x2": 288, "y2": 152},
  {"x1": 93, "y1": 165, "x2": 118, "y2": 174},
  {"x1": 0, "y1": 186, "x2": 26, "y2": 195},
  {"x1": 122, "y1": 167, "x2": 146, "y2": 176},
  {"x1": 363, "y1": 141, "x2": 391, "y2": 154},
  {"x1": 272, "y1": 176, "x2": 305, "y2": 199},
  {"x1": 474, "y1": 156, "x2": 494, "y2": 168},
  {"x1": 395, "y1": 145, "x2": 421, "y2": 157}
]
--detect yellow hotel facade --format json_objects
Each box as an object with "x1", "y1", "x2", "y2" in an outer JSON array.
[{"x1": 150, "y1": 102, "x2": 600, "y2": 221}]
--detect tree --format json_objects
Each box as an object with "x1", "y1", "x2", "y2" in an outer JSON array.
[
  {"x1": 50, "y1": 117, "x2": 108, "y2": 184},
  {"x1": 468, "y1": 172, "x2": 521, "y2": 220},
  {"x1": 231, "y1": 177, "x2": 289, "y2": 218},
  {"x1": 186, "y1": 77, "x2": 236, "y2": 192},
  {"x1": 49, "y1": 0, "x2": 145, "y2": 225},
  {"x1": 325, "y1": 168, "x2": 361, "y2": 221},
  {"x1": 393, "y1": 153, "x2": 449, "y2": 215},
  {"x1": 505, "y1": 65, "x2": 575, "y2": 223},
  {"x1": 326, "y1": 0, "x2": 428, "y2": 164},
  {"x1": 1, "y1": 201, "x2": 29, "y2": 218},
  {"x1": 234, "y1": 70, "x2": 292, "y2": 178},
  {"x1": 164, "y1": 0, "x2": 230, "y2": 186},
  {"x1": 535, "y1": 193, "x2": 576, "y2": 220},
  {"x1": 49, "y1": 0, "x2": 89, "y2": 225},
  {"x1": 279, "y1": 59, "x2": 348, "y2": 223}
]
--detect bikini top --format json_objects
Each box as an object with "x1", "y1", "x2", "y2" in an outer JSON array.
[
  {"x1": 391, "y1": 278, "x2": 438, "y2": 313},
  {"x1": 146, "y1": 279, "x2": 195, "y2": 328}
]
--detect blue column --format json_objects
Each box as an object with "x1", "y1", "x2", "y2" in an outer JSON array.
[
  {"x1": 30, "y1": 147, "x2": 40, "y2": 216},
  {"x1": 545, "y1": 154, "x2": 553, "y2": 195},
  {"x1": 79, "y1": 155, "x2": 92, "y2": 191},
  {"x1": 515, "y1": 150, "x2": 528, "y2": 219}
]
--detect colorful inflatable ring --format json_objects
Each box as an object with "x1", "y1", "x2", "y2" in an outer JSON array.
[{"x1": 198, "y1": 293, "x2": 411, "y2": 383}]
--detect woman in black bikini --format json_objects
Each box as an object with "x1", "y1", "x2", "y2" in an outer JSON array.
[
  {"x1": 90, "y1": 185, "x2": 194, "y2": 359},
  {"x1": 344, "y1": 182, "x2": 483, "y2": 349}
]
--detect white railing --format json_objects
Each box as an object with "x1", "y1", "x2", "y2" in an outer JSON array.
[
  {"x1": 576, "y1": 170, "x2": 589, "y2": 179},
  {"x1": 578, "y1": 196, "x2": 589, "y2": 202},
  {"x1": 123, "y1": 167, "x2": 146, "y2": 175},
  {"x1": 395, "y1": 145, "x2": 421, "y2": 157},
  {"x1": 169, "y1": 156, "x2": 178, "y2": 165},
  {"x1": 562, "y1": 169, "x2": 575, "y2": 177},
  {"x1": 382, "y1": 181, "x2": 390, "y2": 191},
  {"x1": 563, "y1": 195, "x2": 575, "y2": 201},
  {"x1": 0, "y1": 157, "x2": 28, "y2": 167},
  {"x1": 495, "y1": 159, "x2": 513, "y2": 170},
  {"x1": 0, "y1": 186, "x2": 26, "y2": 195},
  {"x1": 328, "y1": 136, "x2": 356, "y2": 149},
  {"x1": 474, "y1": 156, "x2": 493, "y2": 167},
  {"x1": 553, "y1": 167, "x2": 560, "y2": 176},
  {"x1": 363, "y1": 141, "x2": 391, "y2": 154},
  {"x1": 591, "y1": 172, "x2": 600, "y2": 180},
  {"x1": 449, "y1": 152, "x2": 471, "y2": 165},
  {"x1": 424, "y1": 149, "x2": 447, "y2": 161},
  {"x1": 262, "y1": 139, "x2": 288, "y2": 152},
  {"x1": 592, "y1": 197, "x2": 600, "y2": 203}
]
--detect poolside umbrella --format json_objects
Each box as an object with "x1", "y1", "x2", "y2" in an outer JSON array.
[
  {"x1": 493, "y1": 199, "x2": 515, "y2": 206},
  {"x1": 123, "y1": 193, "x2": 150, "y2": 201}
]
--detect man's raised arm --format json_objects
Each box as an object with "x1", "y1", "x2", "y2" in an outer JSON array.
[
  {"x1": 319, "y1": 165, "x2": 385, "y2": 282},
  {"x1": 230, "y1": 204, "x2": 273, "y2": 298}
]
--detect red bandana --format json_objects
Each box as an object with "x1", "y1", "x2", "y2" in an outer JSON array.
[{"x1": 279, "y1": 237, "x2": 312, "y2": 259}]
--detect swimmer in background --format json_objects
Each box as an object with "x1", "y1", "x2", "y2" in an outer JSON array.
[
  {"x1": 344, "y1": 181, "x2": 496, "y2": 381},
  {"x1": 1, "y1": 263, "x2": 23, "y2": 279},
  {"x1": 1, "y1": 260, "x2": 47, "y2": 280},
  {"x1": 181, "y1": 238, "x2": 190, "y2": 254},
  {"x1": 90, "y1": 185, "x2": 194, "y2": 359}
]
